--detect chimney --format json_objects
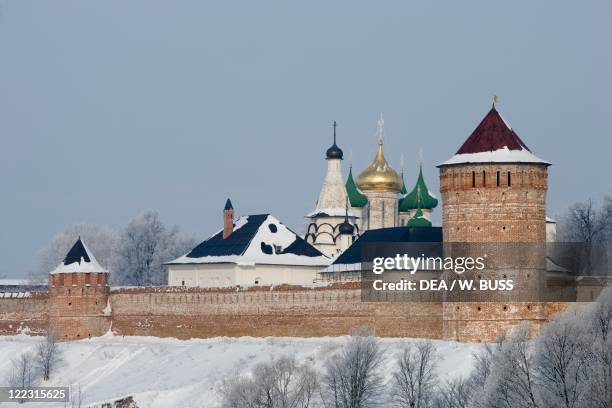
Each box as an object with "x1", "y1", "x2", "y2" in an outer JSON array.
[{"x1": 223, "y1": 198, "x2": 234, "y2": 239}]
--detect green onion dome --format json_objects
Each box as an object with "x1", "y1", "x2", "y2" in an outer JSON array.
[
  {"x1": 346, "y1": 166, "x2": 368, "y2": 208},
  {"x1": 399, "y1": 165, "x2": 438, "y2": 212},
  {"x1": 407, "y1": 208, "x2": 432, "y2": 227}
]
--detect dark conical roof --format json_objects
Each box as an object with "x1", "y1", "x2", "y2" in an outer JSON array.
[
  {"x1": 51, "y1": 238, "x2": 107, "y2": 274},
  {"x1": 455, "y1": 106, "x2": 530, "y2": 154},
  {"x1": 439, "y1": 105, "x2": 550, "y2": 166},
  {"x1": 63, "y1": 238, "x2": 91, "y2": 265},
  {"x1": 326, "y1": 121, "x2": 343, "y2": 160},
  {"x1": 224, "y1": 198, "x2": 233, "y2": 211}
]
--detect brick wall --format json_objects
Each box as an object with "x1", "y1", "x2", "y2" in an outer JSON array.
[
  {"x1": 0, "y1": 293, "x2": 48, "y2": 335},
  {"x1": 108, "y1": 285, "x2": 443, "y2": 339}
]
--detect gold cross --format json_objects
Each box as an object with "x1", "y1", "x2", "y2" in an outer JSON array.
[{"x1": 492, "y1": 95, "x2": 499, "y2": 105}]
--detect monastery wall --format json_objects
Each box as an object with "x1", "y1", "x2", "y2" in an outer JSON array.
[
  {"x1": 108, "y1": 285, "x2": 443, "y2": 339},
  {"x1": 0, "y1": 292, "x2": 49, "y2": 335}
]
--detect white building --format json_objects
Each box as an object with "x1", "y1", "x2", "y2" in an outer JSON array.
[
  {"x1": 166, "y1": 199, "x2": 330, "y2": 288},
  {"x1": 305, "y1": 122, "x2": 358, "y2": 257}
]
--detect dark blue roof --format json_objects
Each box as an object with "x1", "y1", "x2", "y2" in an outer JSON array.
[
  {"x1": 224, "y1": 198, "x2": 233, "y2": 211},
  {"x1": 63, "y1": 238, "x2": 91, "y2": 265},
  {"x1": 186, "y1": 214, "x2": 269, "y2": 258},
  {"x1": 178, "y1": 214, "x2": 325, "y2": 261},
  {"x1": 332, "y1": 226, "x2": 443, "y2": 265}
]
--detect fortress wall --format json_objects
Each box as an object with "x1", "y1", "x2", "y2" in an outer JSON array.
[
  {"x1": 108, "y1": 286, "x2": 443, "y2": 339},
  {"x1": 0, "y1": 293, "x2": 49, "y2": 335},
  {"x1": 442, "y1": 301, "x2": 572, "y2": 342}
]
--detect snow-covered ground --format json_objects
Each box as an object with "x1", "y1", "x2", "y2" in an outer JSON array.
[{"x1": 0, "y1": 333, "x2": 485, "y2": 407}]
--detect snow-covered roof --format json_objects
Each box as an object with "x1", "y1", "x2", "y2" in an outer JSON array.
[
  {"x1": 546, "y1": 216, "x2": 556, "y2": 223},
  {"x1": 51, "y1": 238, "x2": 108, "y2": 274},
  {"x1": 306, "y1": 207, "x2": 357, "y2": 218},
  {"x1": 167, "y1": 214, "x2": 330, "y2": 267},
  {"x1": 440, "y1": 147, "x2": 550, "y2": 166},
  {"x1": 439, "y1": 106, "x2": 550, "y2": 166}
]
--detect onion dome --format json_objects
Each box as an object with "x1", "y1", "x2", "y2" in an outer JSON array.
[
  {"x1": 326, "y1": 121, "x2": 343, "y2": 160},
  {"x1": 399, "y1": 164, "x2": 438, "y2": 212},
  {"x1": 338, "y1": 200, "x2": 355, "y2": 235},
  {"x1": 356, "y1": 142, "x2": 402, "y2": 192},
  {"x1": 407, "y1": 208, "x2": 432, "y2": 228},
  {"x1": 345, "y1": 166, "x2": 368, "y2": 208}
]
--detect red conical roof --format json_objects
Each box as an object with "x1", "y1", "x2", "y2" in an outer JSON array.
[
  {"x1": 456, "y1": 106, "x2": 530, "y2": 154},
  {"x1": 438, "y1": 105, "x2": 550, "y2": 167}
]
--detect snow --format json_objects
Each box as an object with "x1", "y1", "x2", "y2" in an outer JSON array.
[
  {"x1": 439, "y1": 146, "x2": 550, "y2": 166},
  {"x1": 0, "y1": 334, "x2": 484, "y2": 407},
  {"x1": 306, "y1": 207, "x2": 357, "y2": 218},
  {"x1": 50, "y1": 240, "x2": 108, "y2": 275},
  {"x1": 170, "y1": 215, "x2": 330, "y2": 267},
  {"x1": 546, "y1": 216, "x2": 556, "y2": 223},
  {"x1": 0, "y1": 279, "x2": 30, "y2": 286}
]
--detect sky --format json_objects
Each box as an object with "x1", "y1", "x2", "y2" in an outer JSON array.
[{"x1": 0, "y1": 0, "x2": 611, "y2": 277}]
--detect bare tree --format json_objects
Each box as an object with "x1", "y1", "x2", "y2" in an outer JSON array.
[
  {"x1": 221, "y1": 355, "x2": 317, "y2": 408},
  {"x1": 535, "y1": 311, "x2": 591, "y2": 408},
  {"x1": 113, "y1": 210, "x2": 195, "y2": 286},
  {"x1": 68, "y1": 383, "x2": 84, "y2": 408},
  {"x1": 8, "y1": 353, "x2": 38, "y2": 403},
  {"x1": 320, "y1": 329, "x2": 386, "y2": 408},
  {"x1": 36, "y1": 328, "x2": 62, "y2": 381},
  {"x1": 477, "y1": 323, "x2": 541, "y2": 408},
  {"x1": 392, "y1": 341, "x2": 439, "y2": 408},
  {"x1": 557, "y1": 195, "x2": 612, "y2": 243},
  {"x1": 432, "y1": 378, "x2": 469, "y2": 408},
  {"x1": 582, "y1": 287, "x2": 612, "y2": 408}
]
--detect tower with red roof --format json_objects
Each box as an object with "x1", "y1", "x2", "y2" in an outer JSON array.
[{"x1": 438, "y1": 102, "x2": 551, "y2": 342}]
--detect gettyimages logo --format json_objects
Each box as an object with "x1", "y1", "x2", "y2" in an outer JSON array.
[{"x1": 360, "y1": 242, "x2": 611, "y2": 302}]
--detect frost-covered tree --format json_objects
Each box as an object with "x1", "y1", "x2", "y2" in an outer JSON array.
[
  {"x1": 33, "y1": 223, "x2": 118, "y2": 283},
  {"x1": 582, "y1": 287, "x2": 612, "y2": 408},
  {"x1": 432, "y1": 378, "x2": 470, "y2": 408},
  {"x1": 320, "y1": 329, "x2": 386, "y2": 408},
  {"x1": 113, "y1": 210, "x2": 196, "y2": 286},
  {"x1": 221, "y1": 355, "x2": 317, "y2": 408},
  {"x1": 557, "y1": 194, "x2": 612, "y2": 243},
  {"x1": 36, "y1": 328, "x2": 62, "y2": 381},
  {"x1": 392, "y1": 341, "x2": 438, "y2": 408},
  {"x1": 8, "y1": 353, "x2": 38, "y2": 402},
  {"x1": 477, "y1": 324, "x2": 541, "y2": 408},
  {"x1": 535, "y1": 310, "x2": 592, "y2": 408}
]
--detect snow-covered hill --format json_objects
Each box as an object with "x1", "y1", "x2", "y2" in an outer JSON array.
[{"x1": 0, "y1": 333, "x2": 484, "y2": 407}]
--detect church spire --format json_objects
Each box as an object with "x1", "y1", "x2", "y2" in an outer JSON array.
[{"x1": 326, "y1": 121, "x2": 343, "y2": 160}]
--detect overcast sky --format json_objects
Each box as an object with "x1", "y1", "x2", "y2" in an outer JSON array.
[{"x1": 1, "y1": 1, "x2": 611, "y2": 277}]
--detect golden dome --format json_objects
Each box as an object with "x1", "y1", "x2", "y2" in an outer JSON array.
[{"x1": 356, "y1": 142, "x2": 403, "y2": 192}]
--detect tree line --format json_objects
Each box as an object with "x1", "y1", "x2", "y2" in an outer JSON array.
[
  {"x1": 220, "y1": 287, "x2": 611, "y2": 408},
  {"x1": 33, "y1": 210, "x2": 196, "y2": 286}
]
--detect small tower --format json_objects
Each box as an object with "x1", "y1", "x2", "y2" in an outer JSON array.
[
  {"x1": 223, "y1": 198, "x2": 235, "y2": 239},
  {"x1": 48, "y1": 238, "x2": 110, "y2": 341},
  {"x1": 356, "y1": 114, "x2": 402, "y2": 230},
  {"x1": 306, "y1": 122, "x2": 358, "y2": 257},
  {"x1": 399, "y1": 163, "x2": 438, "y2": 226}
]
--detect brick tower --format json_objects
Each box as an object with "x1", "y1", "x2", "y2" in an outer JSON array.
[
  {"x1": 48, "y1": 238, "x2": 111, "y2": 340},
  {"x1": 438, "y1": 103, "x2": 551, "y2": 342}
]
